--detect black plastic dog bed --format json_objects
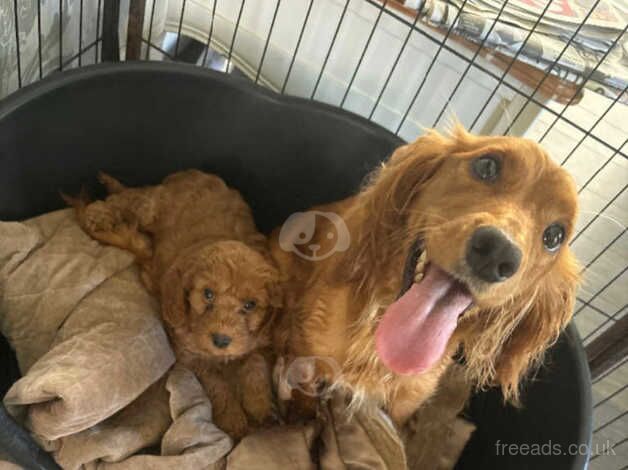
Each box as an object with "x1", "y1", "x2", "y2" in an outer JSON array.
[{"x1": 0, "y1": 62, "x2": 592, "y2": 470}]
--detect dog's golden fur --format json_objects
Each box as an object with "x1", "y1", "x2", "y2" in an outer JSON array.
[
  {"x1": 271, "y1": 126, "x2": 580, "y2": 425},
  {"x1": 69, "y1": 170, "x2": 281, "y2": 439}
]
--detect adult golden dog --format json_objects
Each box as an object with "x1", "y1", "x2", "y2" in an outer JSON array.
[{"x1": 271, "y1": 126, "x2": 580, "y2": 426}]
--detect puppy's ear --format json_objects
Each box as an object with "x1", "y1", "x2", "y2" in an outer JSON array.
[
  {"x1": 493, "y1": 249, "x2": 580, "y2": 404},
  {"x1": 159, "y1": 263, "x2": 189, "y2": 329},
  {"x1": 339, "y1": 130, "x2": 452, "y2": 284}
]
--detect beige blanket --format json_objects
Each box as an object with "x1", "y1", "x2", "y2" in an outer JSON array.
[
  {"x1": 0, "y1": 209, "x2": 470, "y2": 469},
  {"x1": 0, "y1": 210, "x2": 409, "y2": 469}
]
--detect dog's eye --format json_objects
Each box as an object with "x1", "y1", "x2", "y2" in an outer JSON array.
[
  {"x1": 543, "y1": 223, "x2": 565, "y2": 252},
  {"x1": 471, "y1": 155, "x2": 500, "y2": 182},
  {"x1": 203, "y1": 288, "x2": 214, "y2": 301},
  {"x1": 243, "y1": 300, "x2": 256, "y2": 311}
]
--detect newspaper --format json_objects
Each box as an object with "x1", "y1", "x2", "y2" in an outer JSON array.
[{"x1": 402, "y1": 0, "x2": 628, "y2": 103}]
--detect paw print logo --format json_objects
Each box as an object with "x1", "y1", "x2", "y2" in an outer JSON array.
[{"x1": 278, "y1": 211, "x2": 350, "y2": 261}]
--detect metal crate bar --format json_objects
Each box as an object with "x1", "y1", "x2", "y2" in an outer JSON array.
[
  {"x1": 395, "y1": 0, "x2": 471, "y2": 134},
  {"x1": 501, "y1": 0, "x2": 603, "y2": 135},
  {"x1": 96, "y1": 0, "x2": 102, "y2": 62},
  {"x1": 367, "y1": 1, "x2": 628, "y2": 160},
  {"x1": 575, "y1": 266, "x2": 628, "y2": 318},
  {"x1": 594, "y1": 383, "x2": 628, "y2": 409},
  {"x1": 560, "y1": 88, "x2": 627, "y2": 167},
  {"x1": 593, "y1": 409, "x2": 628, "y2": 434},
  {"x1": 576, "y1": 298, "x2": 615, "y2": 319},
  {"x1": 78, "y1": 0, "x2": 84, "y2": 66},
  {"x1": 369, "y1": 2, "x2": 424, "y2": 119},
  {"x1": 431, "y1": 0, "x2": 511, "y2": 128},
  {"x1": 175, "y1": 0, "x2": 188, "y2": 57},
  {"x1": 581, "y1": 230, "x2": 627, "y2": 277},
  {"x1": 202, "y1": 0, "x2": 219, "y2": 65},
  {"x1": 589, "y1": 437, "x2": 628, "y2": 462},
  {"x1": 255, "y1": 0, "x2": 281, "y2": 84},
  {"x1": 340, "y1": 0, "x2": 388, "y2": 108},
  {"x1": 12, "y1": 0, "x2": 22, "y2": 88},
  {"x1": 570, "y1": 186, "x2": 626, "y2": 256},
  {"x1": 583, "y1": 306, "x2": 626, "y2": 342},
  {"x1": 467, "y1": 0, "x2": 554, "y2": 132},
  {"x1": 227, "y1": 0, "x2": 247, "y2": 70},
  {"x1": 593, "y1": 356, "x2": 628, "y2": 385},
  {"x1": 538, "y1": 29, "x2": 628, "y2": 145},
  {"x1": 37, "y1": 0, "x2": 43, "y2": 79},
  {"x1": 140, "y1": 38, "x2": 176, "y2": 61},
  {"x1": 145, "y1": 0, "x2": 157, "y2": 60},
  {"x1": 62, "y1": 39, "x2": 101, "y2": 69},
  {"x1": 102, "y1": 0, "x2": 120, "y2": 61},
  {"x1": 281, "y1": 0, "x2": 314, "y2": 94},
  {"x1": 311, "y1": 0, "x2": 350, "y2": 100}
]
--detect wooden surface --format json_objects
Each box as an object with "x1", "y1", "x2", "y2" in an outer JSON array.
[
  {"x1": 126, "y1": 0, "x2": 147, "y2": 60},
  {"x1": 379, "y1": 0, "x2": 583, "y2": 105}
]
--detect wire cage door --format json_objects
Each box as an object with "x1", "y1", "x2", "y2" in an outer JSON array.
[{"x1": 1, "y1": 0, "x2": 627, "y2": 468}]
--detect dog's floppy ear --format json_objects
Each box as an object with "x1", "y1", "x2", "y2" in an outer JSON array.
[
  {"x1": 494, "y1": 249, "x2": 580, "y2": 404},
  {"x1": 254, "y1": 268, "x2": 283, "y2": 347},
  {"x1": 340, "y1": 130, "x2": 452, "y2": 284},
  {"x1": 461, "y1": 249, "x2": 580, "y2": 404},
  {"x1": 267, "y1": 277, "x2": 284, "y2": 310},
  {"x1": 159, "y1": 262, "x2": 189, "y2": 329}
]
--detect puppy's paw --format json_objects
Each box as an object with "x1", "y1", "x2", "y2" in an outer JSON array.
[
  {"x1": 243, "y1": 391, "x2": 274, "y2": 426},
  {"x1": 83, "y1": 201, "x2": 118, "y2": 234},
  {"x1": 214, "y1": 406, "x2": 249, "y2": 441},
  {"x1": 240, "y1": 352, "x2": 275, "y2": 426}
]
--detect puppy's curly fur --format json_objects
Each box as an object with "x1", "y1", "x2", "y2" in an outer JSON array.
[
  {"x1": 271, "y1": 126, "x2": 580, "y2": 426},
  {"x1": 69, "y1": 170, "x2": 282, "y2": 439}
]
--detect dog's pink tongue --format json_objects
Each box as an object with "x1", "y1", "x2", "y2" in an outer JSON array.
[{"x1": 376, "y1": 265, "x2": 472, "y2": 375}]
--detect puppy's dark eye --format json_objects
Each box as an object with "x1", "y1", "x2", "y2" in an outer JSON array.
[
  {"x1": 543, "y1": 223, "x2": 565, "y2": 252},
  {"x1": 243, "y1": 300, "x2": 256, "y2": 311},
  {"x1": 471, "y1": 155, "x2": 500, "y2": 182},
  {"x1": 203, "y1": 288, "x2": 214, "y2": 301}
]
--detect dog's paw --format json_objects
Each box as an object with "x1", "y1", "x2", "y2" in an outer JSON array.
[
  {"x1": 276, "y1": 356, "x2": 333, "y2": 400},
  {"x1": 273, "y1": 356, "x2": 333, "y2": 424}
]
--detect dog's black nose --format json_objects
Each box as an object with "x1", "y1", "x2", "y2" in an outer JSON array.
[
  {"x1": 211, "y1": 333, "x2": 232, "y2": 349},
  {"x1": 466, "y1": 226, "x2": 522, "y2": 283}
]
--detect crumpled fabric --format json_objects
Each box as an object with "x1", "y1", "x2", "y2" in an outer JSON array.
[
  {"x1": 228, "y1": 392, "x2": 407, "y2": 470},
  {"x1": 49, "y1": 364, "x2": 232, "y2": 470},
  {"x1": 1, "y1": 210, "x2": 175, "y2": 440},
  {"x1": 0, "y1": 209, "x2": 471, "y2": 469}
]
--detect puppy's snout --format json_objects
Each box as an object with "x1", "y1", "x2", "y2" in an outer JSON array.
[
  {"x1": 466, "y1": 226, "x2": 522, "y2": 283},
  {"x1": 211, "y1": 333, "x2": 232, "y2": 349}
]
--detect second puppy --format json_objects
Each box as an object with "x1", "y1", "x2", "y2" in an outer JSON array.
[{"x1": 69, "y1": 170, "x2": 281, "y2": 439}]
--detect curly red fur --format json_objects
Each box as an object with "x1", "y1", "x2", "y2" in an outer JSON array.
[{"x1": 71, "y1": 170, "x2": 281, "y2": 439}]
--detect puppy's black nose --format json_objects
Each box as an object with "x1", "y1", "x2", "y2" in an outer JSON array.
[
  {"x1": 211, "y1": 333, "x2": 232, "y2": 349},
  {"x1": 466, "y1": 226, "x2": 522, "y2": 283}
]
